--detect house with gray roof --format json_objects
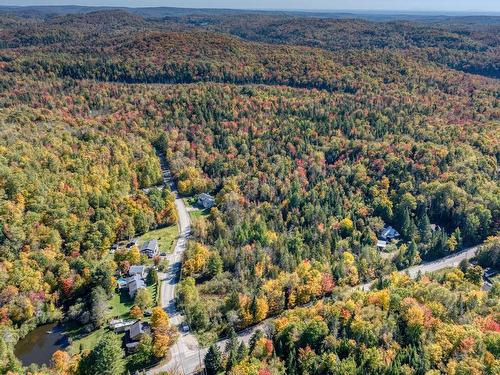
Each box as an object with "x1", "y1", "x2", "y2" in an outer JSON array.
[
  {"x1": 380, "y1": 226, "x2": 400, "y2": 241},
  {"x1": 127, "y1": 274, "x2": 146, "y2": 298},
  {"x1": 197, "y1": 193, "x2": 215, "y2": 209},
  {"x1": 128, "y1": 265, "x2": 146, "y2": 278},
  {"x1": 376, "y1": 239, "x2": 387, "y2": 251},
  {"x1": 140, "y1": 239, "x2": 159, "y2": 258},
  {"x1": 128, "y1": 321, "x2": 149, "y2": 341}
]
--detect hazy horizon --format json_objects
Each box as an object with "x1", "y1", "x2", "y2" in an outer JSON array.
[{"x1": 1, "y1": 1, "x2": 500, "y2": 13}]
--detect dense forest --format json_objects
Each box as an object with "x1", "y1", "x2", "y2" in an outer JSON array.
[{"x1": 0, "y1": 7, "x2": 498, "y2": 375}]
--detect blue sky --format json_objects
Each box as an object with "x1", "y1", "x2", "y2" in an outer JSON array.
[{"x1": 2, "y1": 0, "x2": 499, "y2": 12}]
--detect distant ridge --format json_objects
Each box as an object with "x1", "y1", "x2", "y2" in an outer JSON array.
[{"x1": 1, "y1": 5, "x2": 499, "y2": 23}]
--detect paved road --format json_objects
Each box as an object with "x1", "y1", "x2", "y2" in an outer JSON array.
[
  {"x1": 405, "y1": 246, "x2": 478, "y2": 278},
  {"x1": 357, "y1": 245, "x2": 479, "y2": 291},
  {"x1": 148, "y1": 157, "x2": 204, "y2": 375}
]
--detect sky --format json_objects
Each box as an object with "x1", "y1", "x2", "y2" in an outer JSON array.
[{"x1": 1, "y1": 0, "x2": 499, "y2": 13}]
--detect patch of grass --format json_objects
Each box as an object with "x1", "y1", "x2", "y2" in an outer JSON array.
[
  {"x1": 67, "y1": 327, "x2": 105, "y2": 355},
  {"x1": 490, "y1": 274, "x2": 500, "y2": 284},
  {"x1": 138, "y1": 225, "x2": 178, "y2": 254},
  {"x1": 189, "y1": 208, "x2": 210, "y2": 220},
  {"x1": 195, "y1": 330, "x2": 219, "y2": 347},
  {"x1": 183, "y1": 196, "x2": 198, "y2": 206},
  {"x1": 109, "y1": 290, "x2": 135, "y2": 319}
]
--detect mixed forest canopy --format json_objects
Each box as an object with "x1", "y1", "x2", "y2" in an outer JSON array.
[{"x1": 0, "y1": 6, "x2": 498, "y2": 375}]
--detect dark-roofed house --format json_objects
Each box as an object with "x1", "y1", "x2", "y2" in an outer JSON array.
[
  {"x1": 380, "y1": 226, "x2": 400, "y2": 241},
  {"x1": 126, "y1": 238, "x2": 139, "y2": 248},
  {"x1": 129, "y1": 321, "x2": 149, "y2": 342},
  {"x1": 140, "y1": 239, "x2": 159, "y2": 258},
  {"x1": 197, "y1": 193, "x2": 215, "y2": 209},
  {"x1": 124, "y1": 321, "x2": 151, "y2": 354}
]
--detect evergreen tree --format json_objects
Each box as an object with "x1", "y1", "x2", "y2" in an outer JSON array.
[
  {"x1": 225, "y1": 328, "x2": 239, "y2": 372},
  {"x1": 418, "y1": 211, "x2": 432, "y2": 244},
  {"x1": 204, "y1": 344, "x2": 223, "y2": 375},
  {"x1": 401, "y1": 208, "x2": 415, "y2": 240},
  {"x1": 207, "y1": 252, "x2": 223, "y2": 278},
  {"x1": 78, "y1": 333, "x2": 125, "y2": 375},
  {"x1": 90, "y1": 286, "x2": 108, "y2": 329},
  {"x1": 407, "y1": 240, "x2": 419, "y2": 266},
  {"x1": 249, "y1": 329, "x2": 264, "y2": 353},
  {"x1": 236, "y1": 342, "x2": 248, "y2": 362},
  {"x1": 148, "y1": 268, "x2": 159, "y2": 285}
]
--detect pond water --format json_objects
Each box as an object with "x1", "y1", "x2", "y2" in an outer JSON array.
[{"x1": 14, "y1": 322, "x2": 69, "y2": 366}]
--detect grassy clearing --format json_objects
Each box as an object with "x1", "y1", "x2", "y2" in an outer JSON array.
[
  {"x1": 109, "y1": 290, "x2": 135, "y2": 319},
  {"x1": 183, "y1": 196, "x2": 198, "y2": 206},
  {"x1": 189, "y1": 208, "x2": 210, "y2": 220},
  {"x1": 138, "y1": 225, "x2": 178, "y2": 254}
]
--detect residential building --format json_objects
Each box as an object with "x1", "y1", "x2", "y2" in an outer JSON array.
[
  {"x1": 140, "y1": 239, "x2": 159, "y2": 258},
  {"x1": 128, "y1": 321, "x2": 149, "y2": 341},
  {"x1": 126, "y1": 238, "x2": 139, "y2": 248},
  {"x1": 197, "y1": 193, "x2": 215, "y2": 209},
  {"x1": 380, "y1": 226, "x2": 400, "y2": 241},
  {"x1": 109, "y1": 319, "x2": 137, "y2": 333},
  {"x1": 128, "y1": 265, "x2": 147, "y2": 278},
  {"x1": 127, "y1": 274, "x2": 146, "y2": 298}
]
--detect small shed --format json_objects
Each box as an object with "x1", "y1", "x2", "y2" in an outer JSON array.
[{"x1": 376, "y1": 240, "x2": 387, "y2": 251}]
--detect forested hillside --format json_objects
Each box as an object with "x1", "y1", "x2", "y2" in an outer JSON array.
[{"x1": 0, "y1": 7, "x2": 498, "y2": 375}]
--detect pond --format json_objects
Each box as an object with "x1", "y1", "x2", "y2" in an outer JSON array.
[{"x1": 14, "y1": 322, "x2": 69, "y2": 367}]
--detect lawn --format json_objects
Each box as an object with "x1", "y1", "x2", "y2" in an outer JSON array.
[
  {"x1": 183, "y1": 196, "x2": 198, "y2": 206},
  {"x1": 109, "y1": 290, "x2": 135, "y2": 319},
  {"x1": 138, "y1": 225, "x2": 178, "y2": 254},
  {"x1": 189, "y1": 208, "x2": 209, "y2": 220}
]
